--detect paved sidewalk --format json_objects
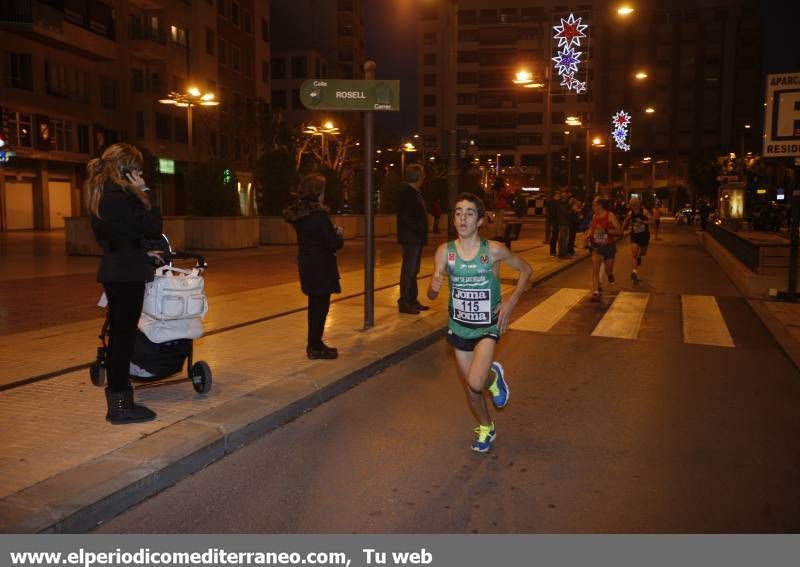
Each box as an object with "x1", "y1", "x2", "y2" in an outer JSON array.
[
  {"x1": 0, "y1": 236, "x2": 589, "y2": 533},
  {"x1": 748, "y1": 299, "x2": 800, "y2": 372}
]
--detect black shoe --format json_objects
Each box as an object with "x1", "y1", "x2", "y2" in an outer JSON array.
[
  {"x1": 637, "y1": 256, "x2": 642, "y2": 266},
  {"x1": 307, "y1": 345, "x2": 338, "y2": 359},
  {"x1": 105, "y1": 388, "x2": 156, "y2": 424},
  {"x1": 414, "y1": 302, "x2": 430, "y2": 311},
  {"x1": 398, "y1": 303, "x2": 420, "y2": 315},
  {"x1": 607, "y1": 274, "x2": 616, "y2": 284}
]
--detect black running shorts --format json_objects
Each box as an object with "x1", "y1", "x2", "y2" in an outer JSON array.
[{"x1": 447, "y1": 330, "x2": 500, "y2": 352}]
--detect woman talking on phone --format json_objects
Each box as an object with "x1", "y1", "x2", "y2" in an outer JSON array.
[{"x1": 86, "y1": 143, "x2": 163, "y2": 423}]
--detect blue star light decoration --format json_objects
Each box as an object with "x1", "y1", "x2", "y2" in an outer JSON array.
[
  {"x1": 611, "y1": 110, "x2": 632, "y2": 152},
  {"x1": 552, "y1": 13, "x2": 589, "y2": 94}
]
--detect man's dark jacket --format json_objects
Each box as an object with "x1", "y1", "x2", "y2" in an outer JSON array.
[
  {"x1": 91, "y1": 181, "x2": 163, "y2": 283},
  {"x1": 546, "y1": 198, "x2": 560, "y2": 225},
  {"x1": 285, "y1": 204, "x2": 344, "y2": 296},
  {"x1": 397, "y1": 183, "x2": 428, "y2": 246}
]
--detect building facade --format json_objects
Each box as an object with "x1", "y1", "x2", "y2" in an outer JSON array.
[
  {"x1": 417, "y1": 0, "x2": 762, "y2": 200},
  {"x1": 0, "y1": 0, "x2": 271, "y2": 231}
]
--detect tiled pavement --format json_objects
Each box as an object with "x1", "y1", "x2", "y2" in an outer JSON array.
[{"x1": 1, "y1": 225, "x2": 599, "y2": 533}]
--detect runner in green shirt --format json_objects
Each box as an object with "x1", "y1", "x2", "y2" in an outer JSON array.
[{"x1": 427, "y1": 193, "x2": 532, "y2": 453}]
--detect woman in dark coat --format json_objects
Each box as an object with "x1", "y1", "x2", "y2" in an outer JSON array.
[
  {"x1": 86, "y1": 143, "x2": 163, "y2": 423},
  {"x1": 283, "y1": 174, "x2": 344, "y2": 359}
]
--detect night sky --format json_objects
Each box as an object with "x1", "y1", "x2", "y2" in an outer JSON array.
[{"x1": 365, "y1": 0, "x2": 800, "y2": 141}]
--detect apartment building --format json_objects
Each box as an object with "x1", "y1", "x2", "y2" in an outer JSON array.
[
  {"x1": 0, "y1": 0, "x2": 271, "y2": 230},
  {"x1": 418, "y1": 0, "x2": 762, "y2": 197},
  {"x1": 269, "y1": 0, "x2": 365, "y2": 132}
]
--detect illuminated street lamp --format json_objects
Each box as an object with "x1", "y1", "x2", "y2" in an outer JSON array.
[
  {"x1": 617, "y1": 5, "x2": 635, "y2": 16},
  {"x1": 513, "y1": 70, "x2": 533, "y2": 85},
  {"x1": 158, "y1": 87, "x2": 219, "y2": 153},
  {"x1": 635, "y1": 71, "x2": 648, "y2": 80},
  {"x1": 400, "y1": 141, "x2": 417, "y2": 171},
  {"x1": 645, "y1": 107, "x2": 655, "y2": 114},
  {"x1": 303, "y1": 121, "x2": 340, "y2": 158}
]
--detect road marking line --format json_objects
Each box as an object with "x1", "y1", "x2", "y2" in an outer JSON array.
[
  {"x1": 681, "y1": 295, "x2": 735, "y2": 348},
  {"x1": 510, "y1": 288, "x2": 589, "y2": 332},
  {"x1": 591, "y1": 291, "x2": 650, "y2": 340}
]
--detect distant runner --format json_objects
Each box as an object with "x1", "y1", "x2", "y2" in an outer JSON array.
[
  {"x1": 623, "y1": 197, "x2": 652, "y2": 284},
  {"x1": 427, "y1": 193, "x2": 532, "y2": 453},
  {"x1": 587, "y1": 197, "x2": 623, "y2": 302}
]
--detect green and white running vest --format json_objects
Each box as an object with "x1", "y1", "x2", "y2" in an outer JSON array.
[{"x1": 446, "y1": 239, "x2": 501, "y2": 339}]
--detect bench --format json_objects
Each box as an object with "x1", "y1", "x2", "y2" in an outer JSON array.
[{"x1": 493, "y1": 221, "x2": 522, "y2": 250}]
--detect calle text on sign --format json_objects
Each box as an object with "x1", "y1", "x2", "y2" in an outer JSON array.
[{"x1": 300, "y1": 80, "x2": 400, "y2": 112}]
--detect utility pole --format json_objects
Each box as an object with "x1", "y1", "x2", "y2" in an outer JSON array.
[{"x1": 445, "y1": 0, "x2": 459, "y2": 237}]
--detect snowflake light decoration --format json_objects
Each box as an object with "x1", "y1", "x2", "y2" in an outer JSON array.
[
  {"x1": 553, "y1": 13, "x2": 588, "y2": 48},
  {"x1": 552, "y1": 13, "x2": 589, "y2": 94},
  {"x1": 611, "y1": 110, "x2": 631, "y2": 151}
]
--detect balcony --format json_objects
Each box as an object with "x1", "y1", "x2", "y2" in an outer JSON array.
[
  {"x1": 0, "y1": 0, "x2": 116, "y2": 62},
  {"x1": 128, "y1": 22, "x2": 168, "y2": 60}
]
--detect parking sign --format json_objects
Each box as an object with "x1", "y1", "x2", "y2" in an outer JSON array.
[{"x1": 763, "y1": 72, "x2": 800, "y2": 157}]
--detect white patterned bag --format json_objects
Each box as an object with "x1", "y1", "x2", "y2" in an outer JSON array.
[{"x1": 142, "y1": 266, "x2": 208, "y2": 321}]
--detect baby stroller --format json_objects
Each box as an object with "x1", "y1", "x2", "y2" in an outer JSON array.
[{"x1": 90, "y1": 236, "x2": 212, "y2": 394}]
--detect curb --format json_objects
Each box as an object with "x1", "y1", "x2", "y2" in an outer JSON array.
[
  {"x1": 0, "y1": 251, "x2": 590, "y2": 534},
  {"x1": 747, "y1": 299, "x2": 800, "y2": 373}
]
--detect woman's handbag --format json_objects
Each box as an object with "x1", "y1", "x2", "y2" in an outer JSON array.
[{"x1": 142, "y1": 265, "x2": 208, "y2": 321}]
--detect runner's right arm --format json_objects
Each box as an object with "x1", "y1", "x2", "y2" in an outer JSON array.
[{"x1": 427, "y1": 243, "x2": 448, "y2": 300}]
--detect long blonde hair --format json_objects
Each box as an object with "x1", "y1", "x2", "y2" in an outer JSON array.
[{"x1": 84, "y1": 143, "x2": 150, "y2": 218}]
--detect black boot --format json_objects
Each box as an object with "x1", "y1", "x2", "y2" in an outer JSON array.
[
  {"x1": 306, "y1": 343, "x2": 338, "y2": 359},
  {"x1": 105, "y1": 388, "x2": 156, "y2": 424}
]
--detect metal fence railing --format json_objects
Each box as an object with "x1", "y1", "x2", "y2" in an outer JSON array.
[{"x1": 706, "y1": 223, "x2": 760, "y2": 273}]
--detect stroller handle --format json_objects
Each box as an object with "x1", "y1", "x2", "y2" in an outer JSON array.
[{"x1": 164, "y1": 251, "x2": 207, "y2": 269}]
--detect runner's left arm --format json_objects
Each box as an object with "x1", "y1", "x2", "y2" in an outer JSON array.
[{"x1": 490, "y1": 241, "x2": 533, "y2": 333}]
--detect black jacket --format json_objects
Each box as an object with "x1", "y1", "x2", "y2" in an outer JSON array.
[
  {"x1": 396, "y1": 183, "x2": 428, "y2": 247},
  {"x1": 285, "y1": 204, "x2": 343, "y2": 296},
  {"x1": 91, "y1": 181, "x2": 163, "y2": 283}
]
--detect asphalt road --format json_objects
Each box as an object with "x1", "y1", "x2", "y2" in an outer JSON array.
[{"x1": 96, "y1": 224, "x2": 800, "y2": 533}]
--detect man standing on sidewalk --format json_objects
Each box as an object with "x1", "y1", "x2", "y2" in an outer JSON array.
[
  {"x1": 397, "y1": 164, "x2": 429, "y2": 315},
  {"x1": 547, "y1": 191, "x2": 561, "y2": 257}
]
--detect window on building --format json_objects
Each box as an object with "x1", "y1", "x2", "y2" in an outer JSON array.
[
  {"x1": 518, "y1": 112, "x2": 542, "y2": 124},
  {"x1": 271, "y1": 57, "x2": 286, "y2": 79},
  {"x1": 517, "y1": 133, "x2": 542, "y2": 146},
  {"x1": 457, "y1": 50, "x2": 478, "y2": 63},
  {"x1": 7, "y1": 52, "x2": 33, "y2": 90},
  {"x1": 291, "y1": 89, "x2": 301, "y2": 109},
  {"x1": 457, "y1": 93, "x2": 477, "y2": 105},
  {"x1": 150, "y1": 72, "x2": 161, "y2": 93},
  {"x1": 423, "y1": 114, "x2": 437, "y2": 127},
  {"x1": 206, "y1": 27, "x2": 215, "y2": 55},
  {"x1": 51, "y1": 119, "x2": 74, "y2": 152},
  {"x1": 231, "y1": 46, "x2": 241, "y2": 72},
  {"x1": 218, "y1": 38, "x2": 227, "y2": 65},
  {"x1": 243, "y1": 10, "x2": 252, "y2": 34},
  {"x1": 155, "y1": 112, "x2": 171, "y2": 140},
  {"x1": 261, "y1": 18, "x2": 270, "y2": 42},
  {"x1": 231, "y1": 1, "x2": 240, "y2": 26},
  {"x1": 457, "y1": 113, "x2": 476, "y2": 125},
  {"x1": 8, "y1": 112, "x2": 33, "y2": 147},
  {"x1": 423, "y1": 32, "x2": 436, "y2": 45},
  {"x1": 174, "y1": 116, "x2": 188, "y2": 143},
  {"x1": 291, "y1": 56, "x2": 307, "y2": 78},
  {"x1": 551, "y1": 111, "x2": 565, "y2": 125},
  {"x1": 552, "y1": 133, "x2": 565, "y2": 145},
  {"x1": 170, "y1": 25, "x2": 187, "y2": 46},
  {"x1": 458, "y1": 29, "x2": 478, "y2": 42},
  {"x1": 218, "y1": 0, "x2": 226, "y2": 18},
  {"x1": 244, "y1": 51, "x2": 253, "y2": 78},
  {"x1": 423, "y1": 74, "x2": 436, "y2": 87},
  {"x1": 261, "y1": 60, "x2": 269, "y2": 83},
  {"x1": 135, "y1": 111, "x2": 145, "y2": 137},
  {"x1": 78, "y1": 124, "x2": 89, "y2": 153},
  {"x1": 423, "y1": 53, "x2": 436, "y2": 66},
  {"x1": 423, "y1": 94, "x2": 436, "y2": 107},
  {"x1": 99, "y1": 77, "x2": 119, "y2": 110},
  {"x1": 131, "y1": 68, "x2": 145, "y2": 92},
  {"x1": 458, "y1": 9, "x2": 476, "y2": 24},
  {"x1": 272, "y1": 89, "x2": 287, "y2": 109}
]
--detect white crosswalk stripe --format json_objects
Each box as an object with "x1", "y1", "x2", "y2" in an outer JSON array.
[
  {"x1": 591, "y1": 291, "x2": 650, "y2": 340},
  {"x1": 510, "y1": 288, "x2": 588, "y2": 332},
  {"x1": 512, "y1": 290, "x2": 736, "y2": 348},
  {"x1": 681, "y1": 295, "x2": 735, "y2": 348}
]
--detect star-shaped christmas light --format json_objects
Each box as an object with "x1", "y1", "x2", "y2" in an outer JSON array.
[
  {"x1": 611, "y1": 110, "x2": 632, "y2": 151},
  {"x1": 553, "y1": 13, "x2": 588, "y2": 48},
  {"x1": 560, "y1": 72, "x2": 576, "y2": 89},
  {"x1": 552, "y1": 46, "x2": 582, "y2": 76},
  {"x1": 612, "y1": 111, "x2": 632, "y2": 128},
  {"x1": 572, "y1": 80, "x2": 587, "y2": 94}
]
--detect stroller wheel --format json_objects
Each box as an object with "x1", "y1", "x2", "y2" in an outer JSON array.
[
  {"x1": 191, "y1": 361, "x2": 212, "y2": 394},
  {"x1": 90, "y1": 361, "x2": 105, "y2": 387}
]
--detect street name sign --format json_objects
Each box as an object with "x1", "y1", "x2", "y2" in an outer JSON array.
[
  {"x1": 763, "y1": 72, "x2": 800, "y2": 157},
  {"x1": 300, "y1": 80, "x2": 400, "y2": 112}
]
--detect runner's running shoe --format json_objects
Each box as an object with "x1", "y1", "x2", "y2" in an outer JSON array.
[
  {"x1": 471, "y1": 423, "x2": 497, "y2": 453},
  {"x1": 488, "y1": 361, "x2": 509, "y2": 408},
  {"x1": 630, "y1": 270, "x2": 638, "y2": 283}
]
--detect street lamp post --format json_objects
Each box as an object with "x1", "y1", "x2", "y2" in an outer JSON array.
[
  {"x1": 444, "y1": 0, "x2": 459, "y2": 237},
  {"x1": 158, "y1": 87, "x2": 219, "y2": 155}
]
